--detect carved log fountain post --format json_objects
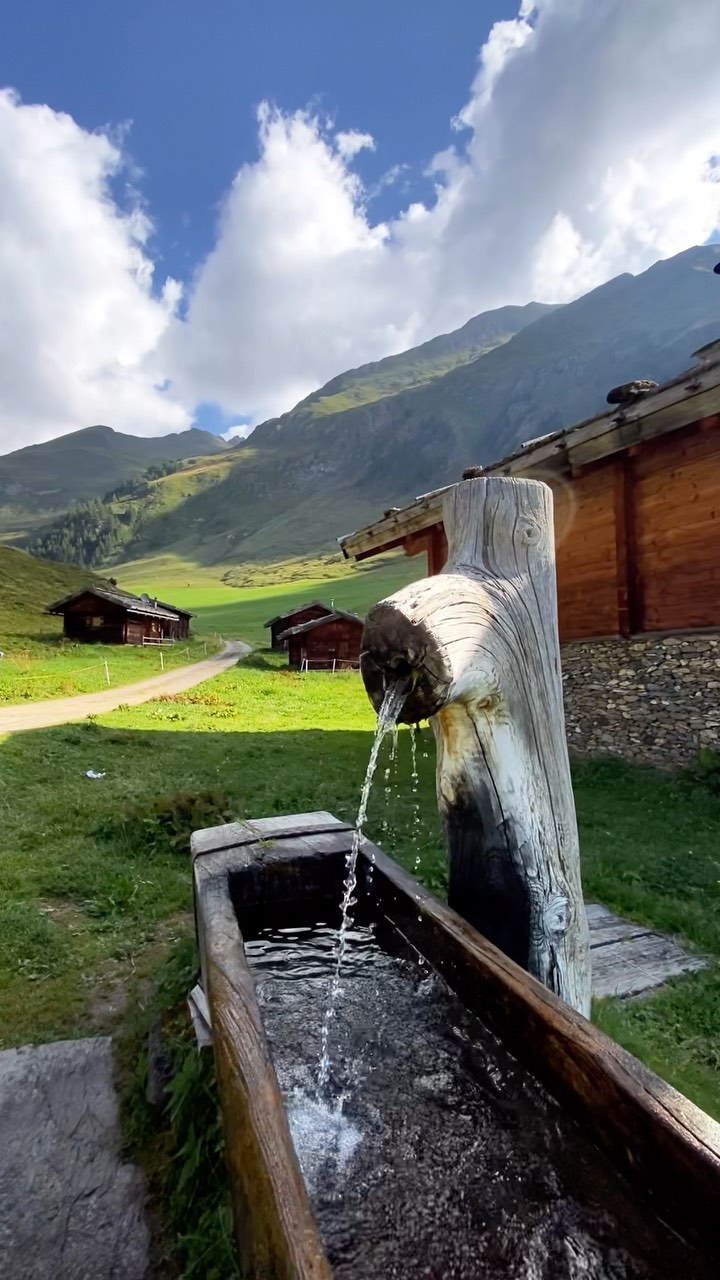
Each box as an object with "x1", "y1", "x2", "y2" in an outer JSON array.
[{"x1": 361, "y1": 476, "x2": 592, "y2": 1016}]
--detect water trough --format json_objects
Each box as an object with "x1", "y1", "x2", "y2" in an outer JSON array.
[
  {"x1": 192, "y1": 813, "x2": 720, "y2": 1279},
  {"x1": 192, "y1": 475, "x2": 720, "y2": 1276}
]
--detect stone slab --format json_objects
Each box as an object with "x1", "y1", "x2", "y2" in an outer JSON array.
[
  {"x1": 587, "y1": 902, "x2": 705, "y2": 999},
  {"x1": 0, "y1": 1037, "x2": 149, "y2": 1279}
]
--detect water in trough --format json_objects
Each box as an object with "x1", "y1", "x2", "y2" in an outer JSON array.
[
  {"x1": 239, "y1": 692, "x2": 709, "y2": 1278},
  {"x1": 244, "y1": 913, "x2": 702, "y2": 1280}
]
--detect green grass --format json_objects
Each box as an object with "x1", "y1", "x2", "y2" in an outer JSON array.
[
  {"x1": 0, "y1": 637, "x2": 216, "y2": 704},
  {"x1": 0, "y1": 542, "x2": 221, "y2": 704},
  {"x1": 118, "y1": 551, "x2": 422, "y2": 649},
  {"x1": 2, "y1": 642, "x2": 720, "y2": 1275},
  {"x1": 0, "y1": 649, "x2": 719, "y2": 1121}
]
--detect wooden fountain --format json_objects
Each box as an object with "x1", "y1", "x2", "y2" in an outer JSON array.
[{"x1": 192, "y1": 477, "x2": 720, "y2": 1279}]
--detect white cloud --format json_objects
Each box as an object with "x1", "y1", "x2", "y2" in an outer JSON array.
[
  {"x1": 222, "y1": 423, "x2": 255, "y2": 442},
  {"x1": 335, "y1": 130, "x2": 375, "y2": 161},
  {"x1": 164, "y1": 0, "x2": 720, "y2": 425},
  {"x1": 0, "y1": 89, "x2": 188, "y2": 452},
  {"x1": 3, "y1": 0, "x2": 720, "y2": 452}
]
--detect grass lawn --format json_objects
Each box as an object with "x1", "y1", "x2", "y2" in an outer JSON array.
[
  {"x1": 116, "y1": 550, "x2": 421, "y2": 649},
  {"x1": 0, "y1": 636, "x2": 217, "y2": 704},
  {"x1": 2, "y1": 644, "x2": 719, "y2": 1276},
  {"x1": 0, "y1": 649, "x2": 718, "y2": 1119},
  {"x1": 1, "y1": 542, "x2": 220, "y2": 703}
]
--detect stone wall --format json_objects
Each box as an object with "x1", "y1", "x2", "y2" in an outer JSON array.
[{"x1": 560, "y1": 632, "x2": 720, "y2": 767}]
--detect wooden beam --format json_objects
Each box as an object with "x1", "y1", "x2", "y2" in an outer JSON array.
[
  {"x1": 427, "y1": 522, "x2": 448, "y2": 575},
  {"x1": 361, "y1": 476, "x2": 592, "y2": 1016}
]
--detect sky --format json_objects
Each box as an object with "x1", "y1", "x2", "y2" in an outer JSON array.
[{"x1": 1, "y1": 0, "x2": 719, "y2": 453}]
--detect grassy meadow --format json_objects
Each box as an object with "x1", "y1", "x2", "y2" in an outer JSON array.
[
  {"x1": 0, "y1": 544, "x2": 221, "y2": 704},
  {"x1": 117, "y1": 549, "x2": 421, "y2": 648},
  {"x1": 0, "y1": 643, "x2": 718, "y2": 1119},
  {"x1": 3, "y1": 545, "x2": 720, "y2": 1272}
]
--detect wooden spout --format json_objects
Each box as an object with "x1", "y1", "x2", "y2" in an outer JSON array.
[{"x1": 361, "y1": 476, "x2": 592, "y2": 1017}]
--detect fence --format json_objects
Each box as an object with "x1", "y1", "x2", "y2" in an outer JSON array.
[{"x1": 299, "y1": 658, "x2": 359, "y2": 674}]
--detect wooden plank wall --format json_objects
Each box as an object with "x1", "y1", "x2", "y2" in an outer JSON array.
[
  {"x1": 551, "y1": 467, "x2": 619, "y2": 641},
  {"x1": 633, "y1": 419, "x2": 720, "y2": 632},
  {"x1": 407, "y1": 419, "x2": 719, "y2": 638}
]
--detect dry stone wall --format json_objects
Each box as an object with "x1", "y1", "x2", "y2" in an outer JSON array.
[{"x1": 561, "y1": 633, "x2": 720, "y2": 767}]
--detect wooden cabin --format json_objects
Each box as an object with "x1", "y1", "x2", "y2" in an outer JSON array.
[
  {"x1": 277, "y1": 610, "x2": 364, "y2": 670},
  {"x1": 264, "y1": 602, "x2": 335, "y2": 651},
  {"x1": 48, "y1": 586, "x2": 193, "y2": 645},
  {"x1": 340, "y1": 342, "x2": 720, "y2": 643}
]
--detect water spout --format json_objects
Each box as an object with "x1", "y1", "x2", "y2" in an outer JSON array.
[{"x1": 360, "y1": 476, "x2": 592, "y2": 1017}]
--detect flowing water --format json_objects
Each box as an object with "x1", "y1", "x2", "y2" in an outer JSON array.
[
  {"x1": 243, "y1": 916, "x2": 704, "y2": 1280},
  {"x1": 317, "y1": 684, "x2": 406, "y2": 1092},
  {"x1": 409, "y1": 723, "x2": 422, "y2": 874}
]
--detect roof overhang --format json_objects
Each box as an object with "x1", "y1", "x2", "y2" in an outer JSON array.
[{"x1": 339, "y1": 353, "x2": 720, "y2": 563}]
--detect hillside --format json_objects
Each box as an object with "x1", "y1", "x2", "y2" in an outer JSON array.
[
  {"x1": 18, "y1": 243, "x2": 720, "y2": 570},
  {"x1": 0, "y1": 425, "x2": 227, "y2": 541},
  {"x1": 0, "y1": 545, "x2": 102, "y2": 649},
  {"x1": 286, "y1": 301, "x2": 558, "y2": 420}
]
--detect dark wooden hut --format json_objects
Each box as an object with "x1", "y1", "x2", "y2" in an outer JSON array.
[
  {"x1": 264, "y1": 601, "x2": 335, "y2": 651},
  {"x1": 47, "y1": 586, "x2": 192, "y2": 645},
  {"x1": 277, "y1": 609, "x2": 364, "y2": 670}
]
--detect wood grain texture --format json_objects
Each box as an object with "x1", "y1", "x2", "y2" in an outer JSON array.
[
  {"x1": 364, "y1": 838, "x2": 720, "y2": 1264},
  {"x1": 633, "y1": 421, "x2": 720, "y2": 631},
  {"x1": 361, "y1": 476, "x2": 592, "y2": 1015},
  {"x1": 193, "y1": 846, "x2": 332, "y2": 1280}
]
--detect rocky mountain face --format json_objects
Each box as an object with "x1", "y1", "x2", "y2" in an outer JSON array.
[{"x1": 8, "y1": 244, "x2": 720, "y2": 567}]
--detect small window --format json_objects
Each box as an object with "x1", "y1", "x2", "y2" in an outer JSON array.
[{"x1": 85, "y1": 615, "x2": 104, "y2": 629}]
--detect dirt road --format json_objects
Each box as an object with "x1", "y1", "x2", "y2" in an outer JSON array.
[{"x1": 0, "y1": 641, "x2": 250, "y2": 734}]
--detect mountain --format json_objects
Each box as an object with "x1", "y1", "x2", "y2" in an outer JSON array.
[
  {"x1": 0, "y1": 425, "x2": 227, "y2": 541},
  {"x1": 285, "y1": 301, "x2": 558, "y2": 421},
  {"x1": 17, "y1": 244, "x2": 720, "y2": 571}
]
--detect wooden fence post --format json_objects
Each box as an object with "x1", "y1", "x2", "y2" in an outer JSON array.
[{"x1": 361, "y1": 476, "x2": 592, "y2": 1016}]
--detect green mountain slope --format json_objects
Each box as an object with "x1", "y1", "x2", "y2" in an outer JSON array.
[
  {"x1": 20, "y1": 244, "x2": 720, "y2": 571},
  {"x1": 286, "y1": 301, "x2": 558, "y2": 419},
  {"x1": 0, "y1": 425, "x2": 227, "y2": 541},
  {"x1": 0, "y1": 545, "x2": 102, "y2": 648}
]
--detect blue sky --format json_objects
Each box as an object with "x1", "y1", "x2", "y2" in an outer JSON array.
[
  {"x1": 1, "y1": 0, "x2": 719, "y2": 450},
  {"x1": 1, "y1": 1, "x2": 513, "y2": 288}
]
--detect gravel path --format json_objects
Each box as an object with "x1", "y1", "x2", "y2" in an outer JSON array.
[{"x1": 0, "y1": 640, "x2": 250, "y2": 734}]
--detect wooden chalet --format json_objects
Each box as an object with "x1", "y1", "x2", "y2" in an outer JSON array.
[
  {"x1": 48, "y1": 586, "x2": 193, "y2": 645},
  {"x1": 277, "y1": 609, "x2": 364, "y2": 670},
  {"x1": 339, "y1": 339, "x2": 720, "y2": 642},
  {"x1": 264, "y1": 601, "x2": 335, "y2": 651}
]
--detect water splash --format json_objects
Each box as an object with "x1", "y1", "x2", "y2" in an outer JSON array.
[
  {"x1": 286, "y1": 1089, "x2": 363, "y2": 1194},
  {"x1": 318, "y1": 683, "x2": 406, "y2": 1093}
]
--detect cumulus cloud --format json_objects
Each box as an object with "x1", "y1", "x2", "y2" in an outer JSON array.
[
  {"x1": 0, "y1": 90, "x2": 188, "y2": 451},
  {"x1": 164, "y1": 0, "x2": 720, "y2": 425},
  {"x1": 3, "y1": 0, "x2": 720, "y2": 449}
]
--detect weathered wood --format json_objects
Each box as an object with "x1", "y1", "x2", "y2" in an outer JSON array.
[
  {"x1": 362, "y1": 837, "x2": 720, "y2": 1263},
  {"x1": 193, "y1": 849, "x2": 332, "y2": 1280},
  {"x1": 361, "y1": 476, "x2": 592, "y2": 1015},
  {"x1": 591, "y1": 932, "x2": 706, "y2": 999},
  {"x1": 192, "y1": 815, "x2": 720, "y2": 1269}
]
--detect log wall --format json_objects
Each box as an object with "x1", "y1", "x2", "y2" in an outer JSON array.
[{"x1": 418, "y1": 419, "x2": 720, "y2": 642}]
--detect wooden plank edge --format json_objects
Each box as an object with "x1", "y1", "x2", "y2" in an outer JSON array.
[{"x1": 194, "y1": 864, "x2": 332, "y2": 1280}]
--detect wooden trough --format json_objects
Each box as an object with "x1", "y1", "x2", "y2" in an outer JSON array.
[{"x1": 192, "y1": 812, "x2": 720, "y2": 1280}]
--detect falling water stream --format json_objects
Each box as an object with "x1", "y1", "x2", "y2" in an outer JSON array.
[
  {"x1": 237, "y1": 689, "x2": 710, "y2": 1279},
  {"x1": 317, "y1": 683, "x2": 407, "y2": 1092}
]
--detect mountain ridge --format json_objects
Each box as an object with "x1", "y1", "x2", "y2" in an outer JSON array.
[{"x1": 12, "y1": 243, "x2": 720, "y2": 570}]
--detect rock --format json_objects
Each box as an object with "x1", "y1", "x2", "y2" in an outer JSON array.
[{"x1": 0, "y1": 1037, "x2": 149, "y2": 1279}]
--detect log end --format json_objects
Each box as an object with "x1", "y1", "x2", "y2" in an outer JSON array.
[{"x1": 361, "y1": 600, "x2": 452, "y2": 724}]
